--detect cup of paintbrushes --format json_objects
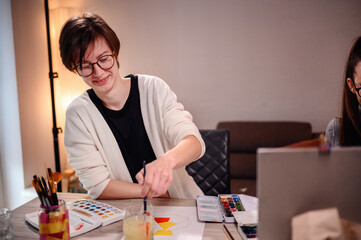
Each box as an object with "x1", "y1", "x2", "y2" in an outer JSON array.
[{"x1": 38, "y1": 199, "x2": 69, "y2": 240}]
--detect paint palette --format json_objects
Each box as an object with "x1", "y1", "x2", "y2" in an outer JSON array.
[
  {"x1": 196, "y1": 194, "x2": 245, "y2": 222},
  {"x1": 233, "y1": 210, "x2": 258, "y2": 239},
  {"x1": 219, "y1": 194, "x2": 245, "y2": 221},
  {"x1": 68, "y1": 199, "x2": 125, "y2": 226},
  {"x1": 25, "y1": 199, "x2": 125, "y2": 237}
]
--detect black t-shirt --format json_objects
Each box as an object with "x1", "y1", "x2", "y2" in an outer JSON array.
[{"x1": 87, "y1": 74, "x2": 156, "y2": 183}]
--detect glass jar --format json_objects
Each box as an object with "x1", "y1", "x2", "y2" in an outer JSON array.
[
  {"x1": 123, "y1": 213, "x2": 154, "y2": 240},
  {"x1": 0, "y1": 208, "x2": 13, "y2": 240},
  {"x1": 38, "y1": 199, "x2": 69, "y2": 240}
]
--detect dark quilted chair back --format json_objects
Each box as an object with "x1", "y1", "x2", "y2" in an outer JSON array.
[{"x1": 186, "y1": 129, "x2": 230, "y2": 196}]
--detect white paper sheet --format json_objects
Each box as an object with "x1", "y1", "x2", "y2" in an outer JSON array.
[{"x1": 153, "y1": 206, "x2": 205, "y2": 240}]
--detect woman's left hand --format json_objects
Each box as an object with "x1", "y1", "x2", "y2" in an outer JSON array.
[{"x1": 135, "y1": 155, "x2": 174, "y2": 199}]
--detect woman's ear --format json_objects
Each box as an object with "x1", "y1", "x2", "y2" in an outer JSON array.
[{"x1": 347, "y1": 78, "x2": 356, "y2": 94}]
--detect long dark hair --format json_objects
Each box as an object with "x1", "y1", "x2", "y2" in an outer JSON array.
[{"x1": 340, "y1": 36, "x2": 361, "y2": 146}]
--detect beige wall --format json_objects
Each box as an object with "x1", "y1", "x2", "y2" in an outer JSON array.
[
  {"x1": 11, "y1": 0, "x2": 361, "y2": 189},
  {"x1": 12, "y1": 0, "x2": 55, "y2": 189},
  {"x1": 76, "y1": 0, "x2": 361, "y2": 131}
]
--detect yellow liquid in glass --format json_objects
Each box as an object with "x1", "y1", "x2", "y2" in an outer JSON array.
[{"x1": 123, "y1": 215, "x2": 154, "y2": 240}]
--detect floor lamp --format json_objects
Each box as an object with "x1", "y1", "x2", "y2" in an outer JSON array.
[{"x1": 44, "y1": 0, "x2": 62, "y2": 192}]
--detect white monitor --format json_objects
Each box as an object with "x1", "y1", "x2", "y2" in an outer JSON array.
[{"x1": 257, "y1": 147, "x2": 361, "y2": 240}]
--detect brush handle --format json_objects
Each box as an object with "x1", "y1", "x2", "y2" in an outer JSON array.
[
  {"x1": 143, "y1": 160, "x2": 147, "y2": 214},
  {"x1": 32, "y1": 179, "x2": 45, "y2": 206},
  {"x1": 51, "y1": 193, "x2": 59, "y2": 206},
  {"x1": 41, "y1": 177, "x2": 53, "y2": 201},
  {"x1": 35, "y1": 175, "x2": 51, "y2": 206}
]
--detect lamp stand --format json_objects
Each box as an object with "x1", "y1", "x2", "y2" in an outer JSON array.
[{"x1": 44, "y1": 0, "x2": 62, "y2": 192}]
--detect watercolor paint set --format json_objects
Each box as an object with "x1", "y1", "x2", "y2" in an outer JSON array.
[
  {"x1": 68, "y1": 199, "x2": 125, "y2": 226},
  {"x1": 196, "y1": 194, "x2": 245, "y2": 222},
  {"x1": 233, "y1": 210, "x2": 258, "y2": 239},
  {"x1": 25, "y1": 199, "x2": 126, "y2": 237}
]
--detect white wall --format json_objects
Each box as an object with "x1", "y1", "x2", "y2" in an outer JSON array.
[
  {"x1": 77, "y1": 0, "x2": 361, "y2": 131},
  {"x1": 11, "y1": 0, "x2": 361, "y2": 190},
  {"x1": 0, "y1": 0, "x2": 25, "y2": 210}
]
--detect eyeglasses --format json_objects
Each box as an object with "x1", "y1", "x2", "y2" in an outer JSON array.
[
  {"x1": 75, "y1": 54, "x2": 115, "y2": 77},
  {"x1": 352, "y1": 79, "x2": 361, "y2": 97}
]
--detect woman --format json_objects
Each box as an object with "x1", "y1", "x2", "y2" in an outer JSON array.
[
  {"x1": 326, "y1": 36, "x2": 361, "y2": 146},
  {"x1": 59, "y1": 13, "x2": 205, "y2": 199}
]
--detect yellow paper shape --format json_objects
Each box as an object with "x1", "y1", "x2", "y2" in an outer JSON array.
[
  {"x1": 158, "y1": 222, "x2": 177, "y2": 230},
  {"x1": 155, "y1": 230, "x2": 172, "y2": 236}
]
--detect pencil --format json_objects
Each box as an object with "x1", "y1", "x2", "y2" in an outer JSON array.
[{"x1": 223, "y1": 224, "x2": 235, "y2": 240}]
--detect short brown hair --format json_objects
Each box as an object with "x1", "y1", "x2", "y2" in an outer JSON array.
[{"x1": 59, "y1": 13, "x2": 120, "y2": 72}]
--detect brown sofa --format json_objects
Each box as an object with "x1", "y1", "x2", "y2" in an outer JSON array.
[{"x1": 217, "y1": 121, "x2": 314, "y2": 196}]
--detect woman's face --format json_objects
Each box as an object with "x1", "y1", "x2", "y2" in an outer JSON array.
[
  {"x1": 80, "y1": 37, "x2": 120, "y2": 94},
  {"x1": 347, "y1": 61, "x2": 361, "y2": 104}
]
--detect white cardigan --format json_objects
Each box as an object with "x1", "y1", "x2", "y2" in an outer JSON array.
[{"x1": 64, "y1": 74, "x2": 205, "y2": 199}]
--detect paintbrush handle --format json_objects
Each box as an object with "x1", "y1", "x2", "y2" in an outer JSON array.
[
  {"x1": 41, "y1": 177, "x2": 52, "y2": 199},
  {"x1": 51, "y1": 193, "x2": 59, "y2": 206},
  {"x1": 143, "y1": 161, "x2": 147, "y2": 214},
  {"x1": 40, "y1": 177, "x2": 53, "y2": 206},
  {"x1": 144, "y1": 196, "x2": 147, "y2": 214},
  {"x1": 32, "y1": 179, "x2": 45, "y2": 206}
]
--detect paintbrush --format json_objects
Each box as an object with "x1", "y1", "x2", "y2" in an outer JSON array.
[
  {"x1": 143, "y1": 160, "x2": 147, "y2": 216},
  {"x1": 47, "y1": 168, "x2": 59, "y2": 205},
  {"x1": 53, "y1": 172, "x2": 62, "y2": 190},
  {"x1": 33, "y1": 175, "x2": 51, "y2": 206},
  {"x1": 41, "y1": 176, "x2": 54, "y2": 206},
  {"x1": 32, "y1": 178, "x2": 45, "y2": 205},
  {"x1": 223, "y1": 224, "x2": 235, "y2": 240}
]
